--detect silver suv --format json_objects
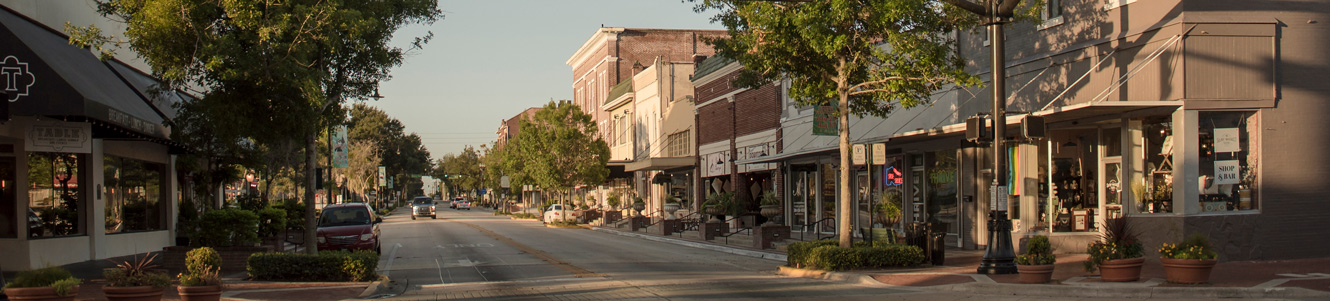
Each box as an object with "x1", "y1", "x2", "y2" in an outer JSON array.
[{"x1": 411, "y1": 196, "x2": 436, "y2": 220}]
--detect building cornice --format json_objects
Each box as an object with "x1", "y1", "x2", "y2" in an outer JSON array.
[
  {"x1": 691, "y1": 61, "x2": 742, "y2": 87},
  {"x1": 567, "y1": 27, "x2": 624, "y2": 68}
]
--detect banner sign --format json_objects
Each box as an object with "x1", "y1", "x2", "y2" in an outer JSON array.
[
  {"x1": 812, "y1": 105, "x2": 838, "y2": 136},
  {"x1": 378, "y1": 166, "x2": 387, "y2": 187},
  {"x1": 27, "y1": 121, "x2": 91, "y2": 153},
  {"x1": 331, "y1": 125, "x2": 349, "y2": 168}
]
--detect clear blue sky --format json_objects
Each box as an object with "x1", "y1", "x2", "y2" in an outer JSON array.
[{"x1": 365, "y1": 0, "x2": 722, "y2": 161}]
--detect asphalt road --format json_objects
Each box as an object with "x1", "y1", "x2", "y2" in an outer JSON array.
[{"x1": 370, "y1": 206, "x2": 1159, "y2": 300}]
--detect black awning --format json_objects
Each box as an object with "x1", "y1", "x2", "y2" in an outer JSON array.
[
  {"x1": 651, "y1": 173, "x2": 673, "y2": 184},
  {"x1": 0, "y1": 7, "x2": 169, "y2": 139}
]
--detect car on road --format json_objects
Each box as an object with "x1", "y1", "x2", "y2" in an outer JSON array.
[
  {"x1": 316, "y1": 203, "x2": 382, "y2": 253},
  {"x1": 543, "y1": 204, "x2": 578, "y2": 224},
  {"x1": 411, "y1": 196, "x2": 436, "y2": 220},
  {"x1": 456, "y1": 199, "x2": 471, "y2": 210}
]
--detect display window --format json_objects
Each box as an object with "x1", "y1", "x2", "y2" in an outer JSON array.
[
  {"x1": 1137, "y1": 116, "x2": 1174, "y2": 214},
  {"x1": 104, "y1": 155, "x2": 167, "y2": 234},
  {"x1": 28, "y1": 152, "x2": 85, "y2": 238},
  {"x1": 1197, "y1": 111, "x2": 1259, "y2": 212}
]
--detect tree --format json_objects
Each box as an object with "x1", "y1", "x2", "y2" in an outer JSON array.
[
  {"x1": 694, "y1": 0, "x2": 978, "y2": 247},
  {"x1": 493, "y1": 101, "x2": 609, "y2": 206},
  {"x1": 344, "y1": 141, "x2": 382, "y2": 204},
  {"x1": 436, "y1": 146, "x2": 484, "y2": 195},
  {"x1": 81, "y1": 0, "x2": 442, "y2": 253}
]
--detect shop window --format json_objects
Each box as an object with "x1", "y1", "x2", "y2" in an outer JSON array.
[
  {"x1": 927, "y1": 151, "x2": 958, "y2": 236},
  {"x1": 1138, "y1": 116, "x2": 1174, "y2": 214},
  {"x1": 105, "y1": 155, "x2": 166, "y2": 234},
  {"x1": 1197, "y1": 111, "x2": 1259, "y2": 212},
  {"x1": 27, "y1": 153, "x2": 84, "y2": 238},
  {"x1": 0, "y1": 158, "x2": 16, "y2": 238}
]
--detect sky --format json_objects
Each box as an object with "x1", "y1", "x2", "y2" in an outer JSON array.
[{"x1": 366, "y1": 0, "x2": 723, "y2": 161}]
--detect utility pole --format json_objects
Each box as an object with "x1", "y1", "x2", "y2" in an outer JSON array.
[{"x1": 944, "y1": 0, "x2": 1020, "y2": 275}]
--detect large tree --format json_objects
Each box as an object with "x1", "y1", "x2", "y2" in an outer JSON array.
[
  {"x1": 81, "y1": 0, "x2": 442, "y2": 253},
  {"x1": 694, "y1": 0, "x2": 978, "y2": 247},
  {"x1": 493, "y1": 101, "x2": 609, "y2": 206},
  {"x1": 347, "y1": 103, "x2": 431, "y2": 200}
]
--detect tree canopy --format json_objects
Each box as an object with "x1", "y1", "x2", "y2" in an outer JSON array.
[
  {"x1": 695, "y1": 0, "x2": 979, "y2": 247},
  {"x1": 492, "y1": 101, "x2": 609, "y2": 197}
]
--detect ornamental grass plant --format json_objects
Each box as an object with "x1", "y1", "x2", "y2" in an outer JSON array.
[{"x1": 1084, "y1": 217, "x2": 1143, "y2": 272}]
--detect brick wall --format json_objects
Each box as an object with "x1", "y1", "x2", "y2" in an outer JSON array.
[{"x1": 697, "y1": 101, "x2": 732, "y2": 146}]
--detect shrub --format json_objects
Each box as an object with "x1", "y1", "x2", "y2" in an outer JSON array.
[
  {"x1": 1159, "y1": 233, "x2": 1218, "y2": 260},
  {"x1": 786, "y1": 240, "x2": 839, "y2": 268},
  {"x1": 256, "y1": 207, "x2": 288, "y2": 238},
  {"x1": 178, "y1": 267, "x2": 221, "y2": 287},
  {"x1": 280, "y1": 200, "x2": 306, "y2": 230},
  {"x1": 186, "y1": 247, "x2": 222, "y2": 275},
  {"x1": 860, "y1": 244, "x2": 926, "y2": 268},
  {"x1": 3, "y1": 267, "x2": 80, "y2": 295},
  {"x1": 1016, "y1": 235, "x2": 1056, "y2": 265},
  {"x1": 808, "y1": 246, "x2": 862, "y2": 271},
  {"x1": 247, "y1": 251, "x2": 379, "y2": 282},
  {"x1": 197, "y1": 208, "x2": 260, "y2": 247}
]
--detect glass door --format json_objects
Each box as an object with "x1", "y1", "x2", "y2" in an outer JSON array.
[
  {"x1": 1100, "y1": 127, "x2": 1123, "y2": 225},
  {"x1": 820, "y1": 163, "x2": 837, "y2": 234},
  {"x1": 855, "y1": 171, "x2": 871, "y2": 232}
]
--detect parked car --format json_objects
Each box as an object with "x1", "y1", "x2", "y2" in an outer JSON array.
[
  {"x1": 456, "y1": 200, "x2": 471, "y2": 210},
  {"x1": 449, "y1": 200, "x2": 458, "y2": 209},
  {"x1": 543, "y1": 204, "x2": 578, "y2": 224},
  {"x1": 411, "y1": 196, "x2": 436, "y2": 220},
  {"x1": 316, "y1": 203, "x2": 382, "y2": 253}
]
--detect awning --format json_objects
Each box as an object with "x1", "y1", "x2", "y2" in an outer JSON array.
[
  {"x1": 624, "y1": 156, "x2": 694, "y2": 172},
  {"x1": 606, "y1": 160, "x2": 633, "y2": 178},
  {"x1": 650, "y1": 173, "x2": 672, "y2": 184},
  {"x1": 735, "y1": 145, "x2": 836, "y2": 165},
  {"x1": 0, "y1": 7, "x2": 169, "y2": 139}
]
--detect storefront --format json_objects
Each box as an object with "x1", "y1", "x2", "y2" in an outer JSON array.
[{"x1": 0, "y1": 7, "x2": 182, "y2": 270}]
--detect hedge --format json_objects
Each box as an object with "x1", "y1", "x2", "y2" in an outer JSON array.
[
  {"x1": 787, "y1": 240, "x2": 925, "y2": 270},
  {"x1": 197, "y1": 208, "x2": 260, "y2": 247},
  {"x1": 247, "y1": 251, "x2": 379, "y2": 281}
]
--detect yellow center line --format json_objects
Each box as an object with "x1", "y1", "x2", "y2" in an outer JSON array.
[{"x1": 453, "y1": 221, "x2": 602, "y2": 278}]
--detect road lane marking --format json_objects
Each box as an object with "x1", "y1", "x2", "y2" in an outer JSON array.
[
  {"x1": 453, "y1": 221, "x2": 601, "y2": 278},
  {"x1": 435, "y1": 258, "x2": 445, "y2": 284},
  {"x1": 381, "y1": 243, "x2": 403, "y2": 277}
]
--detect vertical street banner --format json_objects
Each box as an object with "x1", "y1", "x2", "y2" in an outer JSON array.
[
  {"x1": 378, "y1": 166, "x2": 387, "y2": 187},
  {"x1": 812, "y1": 105, "x2": 838, "y2": 136},
  {"x1": 332, "y1": 125, "x2": 349, "y2": 168}
]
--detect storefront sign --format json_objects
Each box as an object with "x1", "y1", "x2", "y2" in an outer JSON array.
[
  {"x1": 2, "y1": 55, "x2": 35, "y2": 102},
  {"x1": 852, "y1": 144, "x2": 866, "y2": 165},
  {"x1": 1214, "y1": 128, "x2": 1240, "y2": 153},
  {"x1": 1214, "y1": 160, "x2": 1241, "y2": 185},
  {"x1": 27, "y1": 121, "x2": 91, "y2": 153},
  {"x1": 331, "y1": 125, "x2": 349, "y2": 168},
  {"x1": 883, "y1": 166, "x2": 903, "y2": 186},
  {"x1": 813, "y1": 105, "x2": 837, "y2": 136},
  {"x1": 871, "y1": 143, "x2": 886, "y2": 165}
]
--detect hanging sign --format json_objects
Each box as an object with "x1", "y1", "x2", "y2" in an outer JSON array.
[
  {"x1": 378, "y1": 166, "x2": 387, "y2": 187},
  {"x1": 1213, "y1": 128, "x2": 1240, "y2": 153},
  {"x1": 331, "y1": 125, "x2": 349, "y2": 168},
  {"x1": 1214, "y1": 160, "x2": 1241, "y2": 185},
  {"x1": 851, "y1": 144, "x2": 866, "y2": 165},
  {"x1": 27, "y1": 121, "x2": 91, "y2": 153},
  {"x1": 871, "y1": 143, "x2": 886, "y2": 165},
  {"x1": 812, "y1": 105, "x2": 838, "y2": 136},
  {"x1": 2, "y1": 55, "x2": 35, "y2": 102}
]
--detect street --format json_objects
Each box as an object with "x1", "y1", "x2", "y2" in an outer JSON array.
[{"x1": 368, "y1": 207, "x2": 1183, "y2": 300}]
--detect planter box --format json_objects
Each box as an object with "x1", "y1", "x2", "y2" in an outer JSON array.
[{"x1": 162, "y1": 246, "x2": 274, "y2": 273}]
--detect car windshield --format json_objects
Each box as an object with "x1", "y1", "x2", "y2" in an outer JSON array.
[
  {"x1": 319, "y1": 207, "x2": 373, "y2": 226},
  {"x1": 413, "y1": 198, "x2": 432, "y2": 205}
]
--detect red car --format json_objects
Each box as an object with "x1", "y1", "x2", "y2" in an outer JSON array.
[{"x1": 316, "y1": 203, "x2": 382, "y2": 253}]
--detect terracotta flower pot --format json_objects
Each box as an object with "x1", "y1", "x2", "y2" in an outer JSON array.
[
  {"x1": 1161, "y1": 258, "x2": 1218, "y2": 284},
  {"x1": 177, "y1": 285, "x2": 223, "y2": 301},
  {"x1": 102, "y1": 285, "x2": 164, "y2": 301},
  {"x1": 3, "y1": 286, "x2": 79, "y2": 301},
  {"x1": 1016, "y1": 264, "x2": 1055, "y2": 284},
  {"x1": 1099, "y1": 257, "x2": 1145, "y2": 282}
]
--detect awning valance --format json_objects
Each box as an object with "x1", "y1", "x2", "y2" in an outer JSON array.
[{"x1": 624, "y1": 156, "x2": 694, "y2": 172}]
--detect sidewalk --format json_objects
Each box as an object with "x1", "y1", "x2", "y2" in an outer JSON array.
[{"x1": 594, "y1": 224, "x2": 1330, "y2": 299}]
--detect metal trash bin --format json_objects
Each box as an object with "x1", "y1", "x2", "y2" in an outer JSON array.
[
  {"x1": 929, "y1": 231, "x2": 946, "y2": 266},
  {"x1": 904, "y1": 222, "x2": 931, "y2": 263}
]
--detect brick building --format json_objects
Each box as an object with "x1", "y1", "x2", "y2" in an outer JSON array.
[{"x1": 692, "y1": 55, "x2": 783, "y2": 226}]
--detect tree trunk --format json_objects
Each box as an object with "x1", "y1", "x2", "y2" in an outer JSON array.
[
  {"x1": 837, "y1": 85, "x2": 853, "y2": 249},
  {"x1": 304, "y1": 131, "x2": 319, "y2": 254}
]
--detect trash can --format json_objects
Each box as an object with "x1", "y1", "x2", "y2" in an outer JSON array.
[
  {"x1": 904, "y1": 222, "x2": 932, "y2": 263},
  {"x1": 929, "y1": 231, "x2": 946, "y2": 266}
]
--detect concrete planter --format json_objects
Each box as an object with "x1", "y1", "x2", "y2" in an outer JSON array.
[
  {"x1": 1099, "y1": 257, "x2": 1144, "y2": 282},
  {"x1": 1016, "y1": 264, "x2": 1054, "y2": 284},
  {"x1": 1161, "y1": 258, "x2": 1217, "y2": 284},
  {"x1": 3, "y1": 286, "x2": 78, "y2": 301},
  {"x1": 177, "y1": 285, "x2": 222, "y2": 301}
]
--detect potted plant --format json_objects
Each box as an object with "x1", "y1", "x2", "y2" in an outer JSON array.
[
  {"x1": 1083, "y1": 217, "x2": 1144, "y2": 282},
  {"x1": 759, "y1": 191, "x2": 781, "y2": 226},
  {"x1": 102, "y1": 253, "x2": 172, "y2": 301},
  {"x1": 663, "y1": 197, "x2": 681, "y2": 220},
  {"x1": 1159, "y1": 234, "x2": 1219, "y2": 284},
  {"x1": 2, "y1": 266, "x2": 81, "y2": 301},
  {"x1": 703, "y1": 193, "x2": 726, "y2": 223},
  {"x1": 631, "y1": 197, "x2": 646, "y2": 216},
  {"x1": 177, "y1": 247, "x2": 223, "y2": 301},
  {"x1": 1015, "y1": 235, "x2": 1056, "y2": 284}
]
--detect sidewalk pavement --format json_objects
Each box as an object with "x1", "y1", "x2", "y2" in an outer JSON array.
[{"x1": 594, "y1": 225, "x2": 1330, "y2": 299}]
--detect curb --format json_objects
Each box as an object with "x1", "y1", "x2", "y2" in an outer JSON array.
[
  {"x1": 777, "y1": 267, "x2": 1330, "y2": 299},
  {"x1": 357, "y1": 275, "x2": 389, "y2": 298},
  {"x1": 591, "y1": 227, "x2": 787, "y2": 262}
]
